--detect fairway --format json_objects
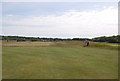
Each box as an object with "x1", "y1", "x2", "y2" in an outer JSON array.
[{"x1": 2, "y1": 41, "x2": 118, "y2": 79}]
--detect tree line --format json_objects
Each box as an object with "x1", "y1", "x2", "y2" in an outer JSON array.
[
  {"x1": 0, "y1": 36, "x2": 89, "y2": 42},
  {"x1": 92, "y1": 35, "x2": 120, "y2": 43},
  {"x1": 0, "y1": 35, "x2": 120, "y2": 43}
]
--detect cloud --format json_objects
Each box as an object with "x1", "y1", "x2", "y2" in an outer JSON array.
[
  {"x1": 3, "y1": 7, "x2": 118, "y2": 38},
  {"x1": 6, "y1": 14, "x2": 14, "y2": 17}
]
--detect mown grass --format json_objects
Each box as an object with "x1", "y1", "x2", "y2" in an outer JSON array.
[
  {"x1": 0, "y1": 41, "x2": 2, "y2": 80},
  {"x1": 2, "y1": 41, "x2": 118, "y2": 79}
]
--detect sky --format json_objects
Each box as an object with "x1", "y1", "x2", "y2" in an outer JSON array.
[
  {"x1": 1, "y1": 2, "x2": 118, "y2": 38},
  {"x1": 2, "y1": 0, "x2": 119, "y2": 2}
]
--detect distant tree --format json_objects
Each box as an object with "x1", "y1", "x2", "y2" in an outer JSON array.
[{"x1": 92, "y1": 35, "x2": 120, "y2": 43}]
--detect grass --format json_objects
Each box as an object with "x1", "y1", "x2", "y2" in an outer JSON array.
[
  {"x1": 0, "y1": 41, "x2": 2, "y2": 80},
  {"x1": 2, "y1": 41, "x2": 118, "y2": 79},
  {"x1": 89, "y1": 42, "x2": 119, "y2": 50}
]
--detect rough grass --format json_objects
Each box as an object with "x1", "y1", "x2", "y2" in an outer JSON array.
[
  {"x1": 3, "y1": 41, "x2": 119, "y2": 50},
  {"x1": 89, "y1": 42, "x2": 119, "y2": 50},
  {"x1": 2, "y1": 41, "x2": 118, "y2": 79}
]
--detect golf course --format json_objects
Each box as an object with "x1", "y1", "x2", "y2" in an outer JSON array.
[
  {"x1": 2, "y1": 1, "x2": 119, "y2": 79},
  {"x1": 2, "y1": 41, "x2": 118, "y2": 79}
]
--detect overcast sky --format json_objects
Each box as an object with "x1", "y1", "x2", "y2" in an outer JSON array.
[{"x1": 2, "y1": 2, "x2": 118, "y2": 38}]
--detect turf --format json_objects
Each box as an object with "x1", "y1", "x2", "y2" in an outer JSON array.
[{"x1": 2, "y1": 42, "x2": 118, "y2": 79}]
